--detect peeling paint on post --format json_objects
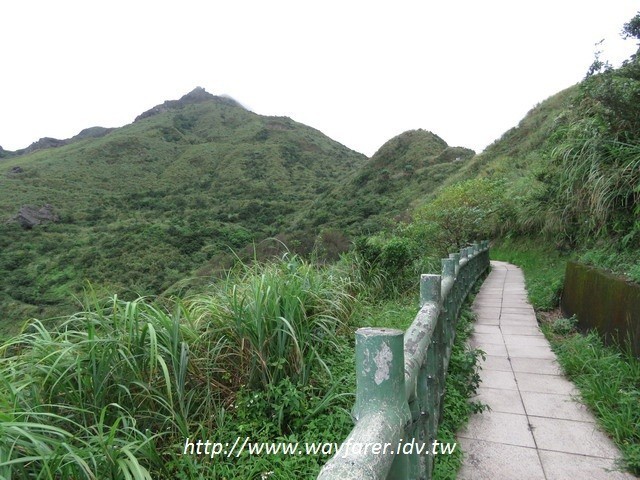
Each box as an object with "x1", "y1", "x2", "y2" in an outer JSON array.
[
  {"x1": 420, "y1": 274, "x2": 441, "y2": 307},
  {"x1": 354, "y1": 328, "x2": 408, "y2": 420},
  {"x1": 320, "y1": 328, "x2": 410, "y2": 480},
  {"x1": 374, "y1": 342, "x2": 393, "y2": 385}
]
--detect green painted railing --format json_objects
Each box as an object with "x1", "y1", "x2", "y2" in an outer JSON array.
[{"x1": 318, "y1": 241, "x2": 490, "y2": 480}]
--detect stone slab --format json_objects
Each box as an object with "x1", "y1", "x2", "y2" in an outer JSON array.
[
  {"x1": 520, "y1": 391, "x2": 595, "y2": 422},
  {"x1": 538, "y1": 450, "x2": 636, "y2": 480},
  {"x1": 470, "y1": 332, "x2": 505, "y2": 345},
  {"x1": 475, "y1": 387, "x2": 526, "y2": 414},
  {"x1": 473, "y1": 324, "x2": 502, "y2": 334},
  {"x1": 458, "y1": 439, "x2": 545, "y2": 480},
  {"x1": 479, "y1": 369, "x2": 518, "y2": 390},
  {"x1": 459, "y1": 410, "x2": 535, "y2": 448},
  {"x1": 530, "y1": 416, "x2": 622, "y2": 458},
  {"x1": 478, "y1": 355, "x2": 513, "y2": 372},
  {"x1": 502, "y1": 335, "x2": 550, "y2": 347},
  {"x1": 513, "y1": 372, "x2": 578, "y2": 395},
  {"x1": 500, "y1": 325, "x2": 544, "y2": 336},
  {"x1": 506, "y1": 345, "x2": 556, "y2": 359},
  {"x1": 509, "y1": 357, "x2": 563, "y2": 375}
]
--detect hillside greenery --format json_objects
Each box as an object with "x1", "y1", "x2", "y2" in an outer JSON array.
[
  {"x1": 293, "y1": 129, "x2": 475, "y2": 236},
  {"x1": 2, "y1": 12, "x2": 640, "y2": 478},
  {"x1": 0, "y1": 89, "x2": 369, "y2": 333},
  {"x1": 407, "y1": 23, "x2": 640, "y2": 284},
  {"x1": 0, "y1": 90, "x2": 476, "y2": 337}
]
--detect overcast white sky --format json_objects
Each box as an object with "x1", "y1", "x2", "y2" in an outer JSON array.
[{"x1": 1, "y1": 1, "x2": 638, "y2": 156}]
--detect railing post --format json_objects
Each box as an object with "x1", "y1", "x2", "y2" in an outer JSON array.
[
  {"x1": 357, "y1": 327, "x2": 410, "y2": 480},
  {"x1": 416, "y1": 361, "x2": 431, "y2": 477},
  {"x1": 354, "y1": 328, "x2": 408, "y2": 420},
  {"x1": 441, "y1": 258, "x2": 456, "y2": 366},
  {"x1": 420, "y1": 274, "x2": 440, "y2": 308},
  {"x1": 449, "y1": 253, "x2": 461, "y2": 319},
  {"x1": 449, "y1": 252, "x2": 460, "y2": 277},
  {"x1": 420, "y1": 274, "x2": 441, "y2": 479},
  {"x1": 459, "y1": 248, "x2": 469, "y2": 294}
]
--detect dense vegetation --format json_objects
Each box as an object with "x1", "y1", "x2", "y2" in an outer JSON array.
[
  {"x1": 426, "y1": 22, "x2": 640, "y2": 279},
  {"x1": 0, "y1": 255, "x2": 356, "y2": 478},
  {"x1": 293, "y1": 129, "x2": 475, "y2": 236},
  {"x1": 0, "y1": 88, "x2": 484, "y2": 478}
]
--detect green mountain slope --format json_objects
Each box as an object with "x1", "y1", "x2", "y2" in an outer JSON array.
[
  {"x1": 0, "y1": 88, "x2": 367, "y2": 329},
  {"x1": 292, "y1": 129, "x2": 475, "y2": 236}
]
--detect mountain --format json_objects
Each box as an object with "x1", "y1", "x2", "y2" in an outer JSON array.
[
  {"x1": 0, "y1": 88, "x2": 368, "y2": 329},
  {"x1": 2, "y1": 127, "x2": 115, "y2": 158}
]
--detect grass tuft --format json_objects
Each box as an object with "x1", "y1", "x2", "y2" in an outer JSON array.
[{"x1": 545, "y1": 328, "x2": 640, "y2": 475}]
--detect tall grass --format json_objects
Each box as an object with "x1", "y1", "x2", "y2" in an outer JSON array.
[
  {"x1": 0, "y1": 297, "x2": 217, "y2": 478},
  {"x1": 188, "y1": 254, "x2": 358, "y2": 389},
  {"x1": 551, "y1": 121, "x2": 640, "y2": 239},
  {"x1": 545, "y1": 328, "x2": 640, "y2": 474},
  {"x1": 0, "y1": 254, "x2": 357, "y2": 479}
]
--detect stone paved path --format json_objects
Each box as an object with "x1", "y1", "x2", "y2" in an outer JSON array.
[{"x1": 458, "y1": 261, "x2": 637, "y2": 480}]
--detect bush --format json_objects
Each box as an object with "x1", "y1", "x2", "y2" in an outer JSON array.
[
  {"x1": 352, "y1": 235, "x2": 416, "y2": 297},
  {"x1": 413, "y1": 178, "x2": 508, "y2": 252},
  {"x1": 0, "y1": 255, "x2": 359, "y2": 478}
]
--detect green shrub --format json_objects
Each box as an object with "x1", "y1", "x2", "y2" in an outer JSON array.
[
  {"x1": 413, "y1": 178, "x2": 508, "y2": 252},
  {"x1": 352, "y1": 235, "x2": 416, "y2": 298},
  {"x1": 550, "y1": 316, "x2": 578, "y2": 336}
]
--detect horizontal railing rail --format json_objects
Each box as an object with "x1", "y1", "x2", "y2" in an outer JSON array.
[{"x1": 318, "y1": 241, "x2": 490, "y2": 480}]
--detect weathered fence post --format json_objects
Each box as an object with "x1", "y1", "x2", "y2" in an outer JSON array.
[
  {"x1": 441, "y1": 258, "x2": 456, "y2": 367},
  {"x1": 319, "y1": 328, "x2": 410, "y2": 479},
  {"x1": 421, "y1": 274, "x2": 441, "y2": 479}
]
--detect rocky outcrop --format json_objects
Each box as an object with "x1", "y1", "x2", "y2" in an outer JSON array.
[
  {"x1": 12, "y1": 204, "x2": 60, "y2": 229},
  {"x1": 20, "y1": 137, "x2": 69, "y2": 154},
  {"x1": 134, "y1": 87, "x2": 242, "y2": 122}
]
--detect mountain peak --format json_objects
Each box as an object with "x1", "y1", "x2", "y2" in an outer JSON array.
[
  {"x1": 134, "y1": 87, "x2": 242, "y2": 122},
  {"x1": 180, "y1": 86, "x2": 215, "y2": 103}
]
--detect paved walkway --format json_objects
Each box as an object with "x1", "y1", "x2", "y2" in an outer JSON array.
[{"x1": 458, "y1": 261, "x2": 636, "y2": 480}]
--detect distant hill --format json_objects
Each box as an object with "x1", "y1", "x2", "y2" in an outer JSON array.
[
  {"x1": 2, "y1": 126, "x2": 115, "y2": 157},
  {"x1": 292, "y1": 129, "x2": 474, "y2": 236}
]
